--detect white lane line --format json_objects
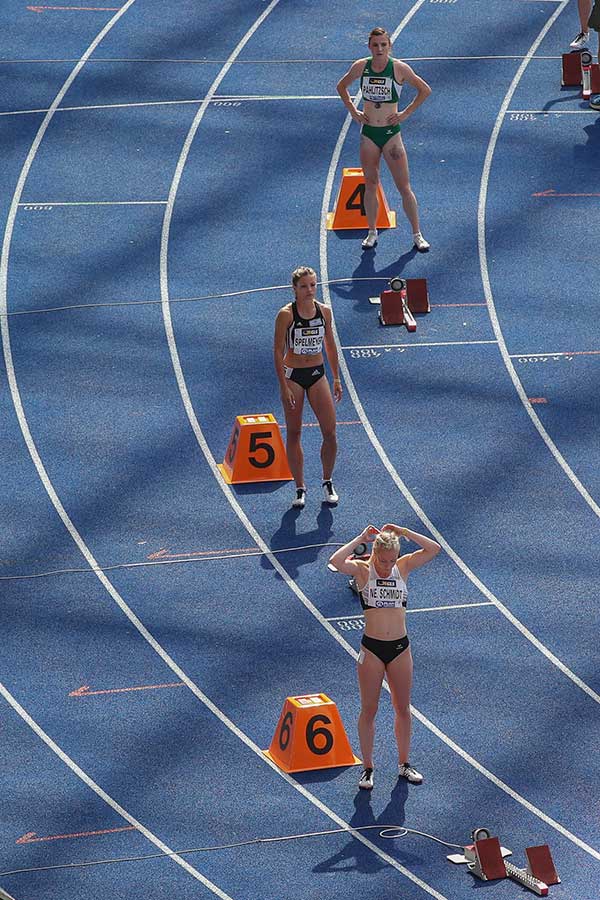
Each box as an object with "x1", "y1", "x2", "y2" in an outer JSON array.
[
  {"x1": 478, "y1": 1, "x2": 600, "y2": 522},
  {"x1": 0, "y1": 54, "x2": 561, "y2": 65},
  {"x1": 1, "y1": 671, "x2": 445, "y2": 899},
  {"x1": 508, "y1": 109, "x2": 597, "y2": 114},
  {"x1": 0, "y1": 4, "x2": 235, "y2": 899},
  {"x1": 0, "y1": 95, "x2": 341, "y2": 118},
  {"x1": 154, "y1": 0, "x2": 600, "y2": 871},
  {"x1": 154, "y1": 2, "x2": 445, "y2": 895},
  {"x1": 327, "y1": 602, "x2": 496, "y2": 621},
  {"x1": 320, "y1": 2, "x2": 600, "y2": 713},
  {"x1": 18, "y1": 200, "x2": 166, "y2": 206},
  {"x1": 0, "y1": 683, "x2": 233, "y2": 900},
  {"x1": 4, "y1": 1, "x2": 598, "y2": 884},
  {"x1": 3, "y1": 2, "x2": 446, "y2": 898},
  {"x1": 341, "y1": 340, "x2": 497, "y2": 350},
  {"x1": 511, "y1": 349, "x2": 600, "y2": 358}
]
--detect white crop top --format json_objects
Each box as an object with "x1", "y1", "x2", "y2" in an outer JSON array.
[{"x1": 360, "y1": 561, "x2": 407, "y2": 610}]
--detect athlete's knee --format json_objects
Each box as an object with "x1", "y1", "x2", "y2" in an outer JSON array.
[
  {"x1": 287, "y1": 425, "x2": 302, "y2": 444},
  {"x1": 359, "y1": 701, "x2": 379, "y2": 722},
  {"x1": 393, "y1": 700, "x2": 411, "y2": 720}
]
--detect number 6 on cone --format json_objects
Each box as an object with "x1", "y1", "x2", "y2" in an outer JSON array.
[{"x1": 264, "y1": 693, "x2": 361, "y2": 773}]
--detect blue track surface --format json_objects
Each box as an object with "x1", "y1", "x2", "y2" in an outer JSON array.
[{"x1": 1, "y1": 1, "x2": 600, "y2": 898}]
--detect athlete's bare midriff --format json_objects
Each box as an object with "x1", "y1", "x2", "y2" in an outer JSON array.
[
  {"x1": 283, "y1": 348, "x2": 324, "y2": 369},
  {"x1": 363, "y1": 98, "x2": 399, "y2": 126},
  {"x1": 362, "y1": 606, "x2": 407, "y2": 641}
]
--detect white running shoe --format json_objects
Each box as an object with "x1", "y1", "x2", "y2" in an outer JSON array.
[
  {"x1": 361, "y1": 230, "x2": 378, "y2": 249},
  {"x1": 292, "y1": 487, "x2": 306, "y2": 509},
  {"x1": 590, "y1": 94, "x2": 600, "y2": 110},
  {"x1": 358, "y1": 767, "x2": 374, "y2": 790},
  {"x1": 570, "y1": 30, "x2": 590, "y2": 50},
  {"x1": 322, "y1": 480, "x2": 339, "y2": 504},
  {"x1": 398, "y1": 762, "x2": 423, "y2": 784},
  {"x1": 413, "y1": 232, "x2": 430, "y2": 253}
]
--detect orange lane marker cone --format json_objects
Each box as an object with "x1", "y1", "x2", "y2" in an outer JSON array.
[
  {"x1": 327, "y1": 167, "x2": 396, "y2": 231},
  {"x1": 264, "y1": 693, "x2": 361, "y2": 773},
  {"x1": 218, "y1": 413, "x2": 292, "y2": 484}
]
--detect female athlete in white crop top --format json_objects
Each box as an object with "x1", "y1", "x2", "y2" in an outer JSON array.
[
  {"x1": 274, "y1": 266, "x2": 342, "y2": 509},
  {"x1": 329, "y1": 523, "x2": 440, "y2": 790}
]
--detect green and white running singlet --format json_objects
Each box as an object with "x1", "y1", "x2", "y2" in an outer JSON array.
[{"x1": 360, "y1": 57, "x2": 402, "y2": 103}]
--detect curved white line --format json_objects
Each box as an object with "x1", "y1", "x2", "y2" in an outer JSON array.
[
  {"x1": 319, "y1": 7, "x2": 600, "y2": 709},
  {"x1": 0, "y1": 4, "x2": 233, "y2": 898},
  {"x1": 158, "y1": 0, "x2": 600, "y2": 871},
  {"x1": 0, "y1": 3, "x2": 445, "y2": 898},
  {"x1": 156, "y1": 4, "x2": 447, "y2": 899},
  {"x1": 0, "y1": 682, "x2": 233, "y2": 899},
  {"x1": 2, "y1": 1, "x2": 597, "y2": 890},
  {"x1": 478, "y1": 1, "x2": 600, "y2": 520}
]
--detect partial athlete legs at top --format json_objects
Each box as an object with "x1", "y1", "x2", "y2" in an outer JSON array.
[
  {"x1": 383, "y1": 136, "x2": 430, "y2": 252},
  {"x1": 307, "y1": 377, "x2": 339, "y2": 504},
  {"x1": 359, "y1": 135, "x2": 382, "y2": 250},
  {"x1": 570, "y1": 0, "x2": 593, "y2": 47}
]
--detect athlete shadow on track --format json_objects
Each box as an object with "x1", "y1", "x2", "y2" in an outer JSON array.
[
  {"x1": 262, "y1": 505, "x2": 335, "y2": 578},
  {"x1": 328, "y1": 248, "x2": 418, "y2": 315},
  {"x1": 574, "y1": 117, "x2": 600, "y2": 164},
  {"x1": 311, "y1": 779, "x2": 419, "y2": 875}
]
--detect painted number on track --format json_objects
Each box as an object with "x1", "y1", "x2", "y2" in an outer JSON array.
[
  {"x1": 517, "y1": 355, "x2": 573, "y2": 364},
  {"x1": 510, "y1": 113, "x2": 537, "y2": 121},
  {"x1": 350, "y1": 349, "x2": 381, "y2": 358},
  {"x1": 336, "y1": 618, "x2": 365, "y2": 631},
  {"x1": 23, "y1": 205, "x2": 53, "y2": 211}
]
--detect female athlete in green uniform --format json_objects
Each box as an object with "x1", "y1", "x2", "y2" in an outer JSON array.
[{"x1": 336, "y1": 27, "x2": 432, "y2": 251}]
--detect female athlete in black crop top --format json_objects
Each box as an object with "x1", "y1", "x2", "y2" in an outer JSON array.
[{"x1": 274, "y1": 266, "x2": 341, "y2": 509}]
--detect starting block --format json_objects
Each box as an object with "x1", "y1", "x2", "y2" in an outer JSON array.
[
  {"x1": 561, "y1": 51, "x2": 600, "y2": 95},
  {"x1": 448, "y1": 829, "x2": 559, "y2": 896},
  {"x1": 561, "y1": 50, "x2": 584, "y2": 86},
  {"x1": 327, "y1": 167, "x2": 396, "y2": 231},
  {"x1": 370, "y1": 278, "x2": 430, "y2": 330},
  {"x1": 264, "y1": 693, "x2": 361, "y2": 773},
  {"x1": 218, "y1": 413, "x2": 292, "y2": 484}
]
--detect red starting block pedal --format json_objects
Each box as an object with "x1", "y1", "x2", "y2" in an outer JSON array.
[
  {"x1": 467, "y1": 836, "x2": 508, "y2": 881},
  {"x1": 526, "y1": 845, "x2": 560, "y2": 886},
  {"x1": 592, "y1": 63, "x2": 600, "y2": 94},
  {"x1": 561, "y1": 51, "x2": 583, "y2": 86}
]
